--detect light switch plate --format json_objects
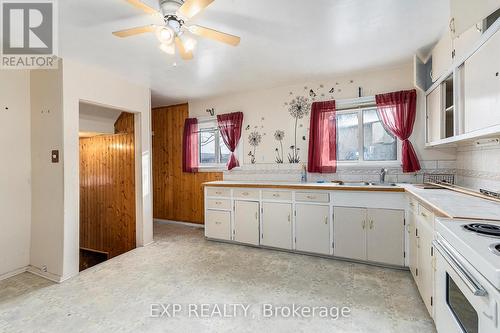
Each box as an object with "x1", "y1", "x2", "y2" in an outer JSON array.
[{"x1": 51, "y1": 150, "x2": 59, "y2": 163}]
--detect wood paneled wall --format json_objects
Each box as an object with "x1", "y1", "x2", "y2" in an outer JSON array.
[
  {"x1": 79, "y1": 112, "x2": 136, "y2": 258},
  {"x1": 152, "y1": 103, "x2": 223, "y2": 224}
]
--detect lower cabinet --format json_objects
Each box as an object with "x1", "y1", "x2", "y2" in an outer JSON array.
[
  {"x1": 416, "y1": 213, "x2": 435, "y2": 317},
  {"x1": 366, "y1": 209, "x2": 405, "y2": 266},
  {"x1": 261, "y1": 202, "x2": 293, "y2": 250},
  {"x1": 408, "y1": 206, "x2": 419, "y2": 278},
  {"x1": 334, "y1": 207, "x2": 405, "y2": 266},
  {"x1": 295, "y1": 204, "x2": 331, "y2": 255},
  {"x1": 333, "y1": 207, "x2": 366, "y2": 261},
  {"x1": 234, "y1": 200, "x2": 260, "y2": 246},
  {"x1": 205, "y1": 210, "x2": 231, "y2": 240}
]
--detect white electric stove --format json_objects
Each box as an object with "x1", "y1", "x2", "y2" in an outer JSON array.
[{"x1": 434, "y1": 218, "x2": 500, "y2": 333}]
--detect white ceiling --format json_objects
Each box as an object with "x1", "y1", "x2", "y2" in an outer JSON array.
[{"x1": 60, "y1": 0, "x2": 449, "y2": 107}]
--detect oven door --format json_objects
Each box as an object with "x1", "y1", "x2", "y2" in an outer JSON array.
[{"x1": 434, "y1": 238, "x2": 498, "y2": 333}]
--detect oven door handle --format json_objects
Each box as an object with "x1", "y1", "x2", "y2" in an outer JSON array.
[{"x1": 433, "y1": 239, "x2": 488, "y2": 297}]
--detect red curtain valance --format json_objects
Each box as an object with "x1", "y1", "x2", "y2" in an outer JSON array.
[
  {"x1": 375, "y1": 89, "x2": 421, "y2": 173},
  {"x1": 308, "y1": 100, "x2": 337, "y2": 173},
  {"x1": 217, "y1": 112, "x2": 243, "y2": 170},
  {"x1": 182, "y1": 118, "x2": 199, "y2": 173}
]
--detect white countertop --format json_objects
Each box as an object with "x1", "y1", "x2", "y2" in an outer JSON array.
[
  {"x1": 204, "y1": 181, "x2": 500, "y2": 221},
  {"x1": 402, "y1": 184, "x2": 500, "y2": 221}
]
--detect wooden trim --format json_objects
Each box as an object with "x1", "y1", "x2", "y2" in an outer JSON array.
[
  {"x1": 152, "y1": 104, "x2": 222, "y2": 224},
  {"x1": 202, "y1": 182, "x2": 406, "y2": 193}
]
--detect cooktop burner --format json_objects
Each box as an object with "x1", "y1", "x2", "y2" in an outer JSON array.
[
  {"x1": 463, "y1": 223, "x2": 500, "y2": 237},
  {"x1": 490, "y1": 244, "x2": 500, "y2": 256}
]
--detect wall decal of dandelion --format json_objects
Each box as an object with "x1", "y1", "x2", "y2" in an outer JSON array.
[
  {"x1": 273, "y1": 130, "x2": 285, "y2": 164},
  {"x1": 248, "y1": 131, "x2": 262, "y2": 164},
  {"x1": 287, "y1": 96, "x2": 311, "y2": 163}
]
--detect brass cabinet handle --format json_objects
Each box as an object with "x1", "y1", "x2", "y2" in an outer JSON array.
[
  {"x1": 215, "y1": 191, "x2": 222, "y2": 195},
  {"x1": 288, "y1": 214, "x2": 291, "y2": 222},
  {"x1": 215, "y1": 221, "x2": 221, "y2": 225},
  {"x1": 421, "y1": 212, "x2": 428, "y2": 218},
  {"x1": 242, "y1": 192, "x2": 249, "y2": 196},
  {"x1": 306, "y1": 195, "x2": 316, "y2": 200},
  {"x1": 215, "y1": 201, "x2": 221, "y2": 205},
  {"x1": 370, "y1": 220, "x2": 374, "y2": 230},
  {"x1": 272, "y1": 193, "x2": 280, "y2": 197},
  {"x1": 324, "y1": 216, "x2": 328, "y2": 225},
  {"x1": 362, "y1": 220, "x2": 366, "y2": 229},
  {"x1": 255, "y1": 212, "x2": 258, "y2": 219}
]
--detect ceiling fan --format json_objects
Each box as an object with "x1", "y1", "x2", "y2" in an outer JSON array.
[{"x1": 113, "y1": 0, "x2": 241, "y2": 60}]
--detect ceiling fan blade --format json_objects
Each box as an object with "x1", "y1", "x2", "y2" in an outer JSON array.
[
  {"x1": 124, "y1": 0, "x2": 158, "y2": 15},
  {"x1": 175, "y1": 37, "x2": 193, "y2": 60},
  {"x1": 112, "y1": 25, "x2": 156, "y2": 38},
  {"x1": 189, "y1": 25, "x2": 240, "y2": 46},
  {"x1": 178, "y1": 0, "x2": 214, "y2": 19}
]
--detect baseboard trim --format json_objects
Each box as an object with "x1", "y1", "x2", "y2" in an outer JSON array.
[
  {"x1": 154, "y1": 219, "x2": 204, "y2": 229},
  {"x1": 0, "y1": 266, "x2": 29, "y2": 281},
  {"x1": 26, "y1": 266, "x2": 64, "y2": 283}
]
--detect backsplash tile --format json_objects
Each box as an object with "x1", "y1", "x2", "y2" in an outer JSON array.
[
  {"x1": 224, "y1": 160, "x2": 455, "y2": 184},
  {"x1": 456, "y1": 142, "x2": 500, "y2": 191}
]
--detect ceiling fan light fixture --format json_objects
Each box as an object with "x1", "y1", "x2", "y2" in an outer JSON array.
[
  {"x1": 181, "y1": 34, "x2": 197, "y2": 52},
  {"x1": 156, "y1": 26, "x2": 175, "y2": 44},
  {"x1": 159, "y1": 43, "x2": 175, "y2": 55}
]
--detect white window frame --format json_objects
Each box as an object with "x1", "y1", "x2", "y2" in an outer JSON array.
[
  {"x1": 336, "y1": 106, "x2": 402, "y2": 167},
  {"x1": 197, "y1": 117, "x2": 241, "y2": 171}
]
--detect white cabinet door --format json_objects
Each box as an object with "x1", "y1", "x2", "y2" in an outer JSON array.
[
  {"x1": 408, "y1": 210, "x2": 419, "y2": 279},
  {"x1": 366, "y1": 209, "x2": 405, "y2": 266},
  {"x1": 234, "y1": 201, "x2": 260, "y2": 246},
  {"x1": 432, "y1": 31, "x2": 453, "y2": 81},
  {"x1": 295, "y1": 204, "x2": 330, "y2": 255},
  {"x1": 261, "y1": 202, "x2": 292, "y2": 250},
  {"x1": 417, "y1": 215, "x2": 435, "y2": 317},
  {"x1": 205, "y1": 210, "x2": 231, "y2": 240},
  {"x1": 426, "y1": 85, "x2": 443, "y2": 143},
  {"x1": 333, "y1": 207, "x2": 366, "y2": 261},
  {"x1": 464, "y1": 29, "x2": 500, "y2": 133}
]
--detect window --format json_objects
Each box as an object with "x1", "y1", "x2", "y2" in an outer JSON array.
[
  {"x1": 198, "y1": 120, "x2": 232, "y2": 168},
  {"x1": 336, "y1": 108, "x2": 398, "y2": 164}
]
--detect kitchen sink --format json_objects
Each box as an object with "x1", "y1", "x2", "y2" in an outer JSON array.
[{"x1": 333, "y1": 181, "x2": 398, "y2": 187}]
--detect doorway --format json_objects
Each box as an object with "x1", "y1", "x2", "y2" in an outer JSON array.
[{"x1": 79, "y1": 102, "x2": 136, "y2": 271}]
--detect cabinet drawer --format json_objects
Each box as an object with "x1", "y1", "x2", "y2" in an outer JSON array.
[
  {"x1": 296, "y1": 192, "x2": 329, "y2": 203},
  {"x1": 233, "y1": 189, "x2": 259, "y2": 200},
  {"x1": 206, "y1": 187, "x2": 231, "y2": 198},
  {"x1": 205, "y1": 210, "x2": 231, "y2": 240},
  {"x1": 262, "y1": 190, "x2": 292, "y2": 201},
  {"x1": 206, "y1": 199, "x2": 231, "y2": 210}
]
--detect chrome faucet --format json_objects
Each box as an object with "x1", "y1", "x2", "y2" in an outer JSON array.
[{"x1": 380, "y1": 168, "x2": 388, "y2": 183}]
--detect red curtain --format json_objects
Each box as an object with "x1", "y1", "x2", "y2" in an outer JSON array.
[
  {"x1": 217, "y1": 112, "x2": 243, "y2": 170},
  {"x1": 375, "y1": 89, "x2": 421, "y2": 173},
  {"x1": 182, "y1": 118, "x2": 199, "y2": 173},
  {"x1": 308, "y1": 100, "x2": 337, "y2": 173}
]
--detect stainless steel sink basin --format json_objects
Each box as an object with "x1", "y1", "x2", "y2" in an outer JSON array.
[
  {"x1": 334, "y1": 181, "x2": 397, "y2": 187},
  {"x1": 339, "y1": 182, "x2": 370, "y2": 186},
  {"x1": 368, "y1": 182, "x2": 398, "y2": 187}
]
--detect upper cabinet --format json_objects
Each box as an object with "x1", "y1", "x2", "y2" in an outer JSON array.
[
  {"x1": 425, "y1": 9, "x2": 500, "y2": 146},
  {"x1": 450, "y1": 0, "x2": 500, "y2": 37},
  {"x1": 431, "y1": 31, "x2": 453, "y2": 82},
  {"x1": 464, "y1": 28, "x2": 500, "y2": 133}
]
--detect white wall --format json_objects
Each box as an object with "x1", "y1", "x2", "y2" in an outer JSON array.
[
  {"x1": 0, "y1": 71, "x2": 32, "y2": 279},
  {"x1": 79, "y1": 102, "x2": 122, "y2": 135},
  {"x1": 61, "y1": 59, "x2": 153, "y2": 280},
  {"x1": 189, "y1": 63, "x2": 457, "y2": 182},
  {"x1": 30, "y1": 67, "x2": 65, "y2": 280}
]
